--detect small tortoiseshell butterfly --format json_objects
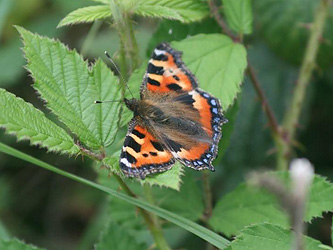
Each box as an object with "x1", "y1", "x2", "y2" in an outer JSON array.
[{"x1": 120, "y1": 43, "x2": 227, "y2": 179}]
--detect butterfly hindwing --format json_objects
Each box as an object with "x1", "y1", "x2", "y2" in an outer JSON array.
[
  {"x1": 169, "y1": 89, "x2": 227, "y2": 171},
  {"x1": 120, "y1": 119, "x2": 175, "y2": 179},
  {"x1": 140, "y1": 43, "x2": 198, "y2": 97}
]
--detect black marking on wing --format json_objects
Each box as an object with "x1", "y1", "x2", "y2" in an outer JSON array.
[
  {"x1": 151, "y1": 140, "x2": 164, "y2": 151},
  {"x1": 147, "y1": 77, "x2": 160, "y2": 86},
  {"x1": 174, "y1": 94, "x2": 195, "y2": 105},
  {"x1": 152, "y1": 52, "x2": 168, "y2": 61},
  {"x1": 165, "y1": 138, "x2": 182, "y2": 152},
  {"x1": 167, "y1": 83, "x2": 182, "y2": 91},
  {"x1": 149, "y1": 152, "x2": 158, "y2": 156},
  {"x1": 127, "y1": 137, "x2": 141, "y2": 153},
  {"x1": 122, "y1": 151, "x2": 136, "y2": 164},
  {"x1": 132, "y1": 129, "x2": 145, "y2": 139},
  {"x1": 148, "y1": 63, "x2": 164, "y2": 75},
  {"x1": 173, "y1": 75, "x2": 180, "y2": 81}
]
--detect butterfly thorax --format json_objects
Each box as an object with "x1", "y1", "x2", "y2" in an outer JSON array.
[
  {"x1": 125, "y1": 97, "x2": 210, "y2": 147},
  {"x1": 125, "y1": 98, "x2": 167, "y2": 122}
]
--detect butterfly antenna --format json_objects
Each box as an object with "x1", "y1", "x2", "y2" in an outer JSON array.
[
  {"x1": 94, "y1": 100, "x2": 124, "y2": 104},
  {"x1": 104, "y1": 51, "x2": 134, "y2": 99}
]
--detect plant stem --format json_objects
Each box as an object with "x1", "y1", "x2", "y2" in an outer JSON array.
[
  {"x1": 278, "y1": 0, "x2": 330, "y2": 170},
  {"x1": 202, "y1": 171, "x2": 213, "y2": 223},
  {"x1": 208, "y1": 0, "x2": 237, "y2": 41},
  {"x1": 110, "y1": 0, "x2": 139, "y2": 79},
  {"x1": 80, "y1": 20, "x2": 102, "y2": 57},
  {"x1": 247, "y1": 63, "x2": 282, "y2": 138},
  {"x1": 143, "y1": 184, "x2": 171, "y2": 250}
]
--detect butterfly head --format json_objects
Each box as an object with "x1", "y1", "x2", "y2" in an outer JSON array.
[{"x1": 124, "y1": 98, "x2": 139, "y2": 112}]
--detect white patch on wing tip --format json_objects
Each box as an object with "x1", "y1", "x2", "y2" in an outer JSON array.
[
  {"x1": 154, "y1": 49, "x2": 165, "y2": 56},
  {"x1": 120, "y1": 158, "x2": 132, "y2": 168},
  {"x1": 171, "y1": 152, "x2": 178, "y2": 158},
  {"x1": 189, "y1": 90, "x2": 197, "y2": 95}
]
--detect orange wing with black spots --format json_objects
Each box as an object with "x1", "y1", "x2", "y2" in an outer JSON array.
[
  {"x1": 120, "y1": 119, "x2": 175, "y2": 179},
  {"x1": 140, "y1": 43, "x2": 198, "y2": 97},
  {"x1": 166, "y1": 89, "x2": 228, "y2": 171}
]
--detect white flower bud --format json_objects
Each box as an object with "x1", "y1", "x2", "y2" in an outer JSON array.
[{"x1": 290, "y1": 158, "x2": 314, "y2": 196}]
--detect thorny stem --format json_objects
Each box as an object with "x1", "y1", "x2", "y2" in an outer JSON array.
[
  {"x1": 247, "y1": 63, "x2": 282, "y2": 138},
  {"x1": 79, "y1": 146, "x2": 105, "y2": 161},
  {"x1": 208, "y1": 0, "x2": 237, "y2": 41},
  {"x1": 278, "y1": 0, "x2": 330, "y2": 171},
  {"x1": 110, "y1": 0, "x2": 139, "y2": 80}
]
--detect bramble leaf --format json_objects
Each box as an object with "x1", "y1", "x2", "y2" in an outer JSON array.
[
  {"x1": 95, "y1": 221, "x2": 147, "y2": 250},
  {"x1": 17, "y1": 26, "x2": 122, "y2": 150},
  {"x1": 0, "y1": 238, "x2": 45, "y2": 250},
  {"x1": 223, "y1": 0, "x2": 253, "y2": 35},
  {"x1": 228, "y1": 223, "x2": 330, "y2": 250},
  {"x1": 0, "y1": 88, "x2": 79, "y2": 154},
  {"x1": 57, "y1": 5, "x2": 111, "y2": 27},
  {"x1": 210, "y1": 172, "x2": 333, "y2": 237},
  {"x1": 131, "y1": 0, "x2": 209, "y2": 23},
  {"x1": 141, "y1": 163, "x2": 184, "y2": 191}
]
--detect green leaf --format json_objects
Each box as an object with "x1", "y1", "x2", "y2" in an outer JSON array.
[
  {"x1": 223, "y1": 0, "x2": 253, "y2": 35},
  {"x1": 209, "y1": 172, "x2": 333, "y2": 237},
  {"x1": 95, "y1": 221, "x2": 147, "y2": 250},
  {"x1": 209, "y1": 177, "x2": 288, "y2": 237},
  {"x1": 57, "y1": 5, "x2": 111, "y2": 27},
  {"x1": 0, "y1": 238, "x2": 45, "y2": 250},
  {"x1": 132, "y1": 0, "x2": 209, "y2": 23},
  {"x1": 172, "y1": 34, "x2": 247, "y2": 111},
  {"x1": 229, "y1": 223, "x2": 328, "y2": 250},
  {"x1": 0, "y1": 142, "x2": 230, "y2": 249},
  {"x1": 0, "y1": 88, "x2": 79, "y2": 154},
  {"x1": 17, "y1": 27, "x2": 122, "y2": 150},
  {"x1": 141, "y1": 163, "x2": 184, "y2": 191},
  {"x1": 102, "y1": 154, "x2": 122, "y2": 175}
]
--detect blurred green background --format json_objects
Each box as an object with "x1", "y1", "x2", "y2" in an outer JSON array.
[{"x1": 0, "y1": 0, "x2": 332, "y2": 249}]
